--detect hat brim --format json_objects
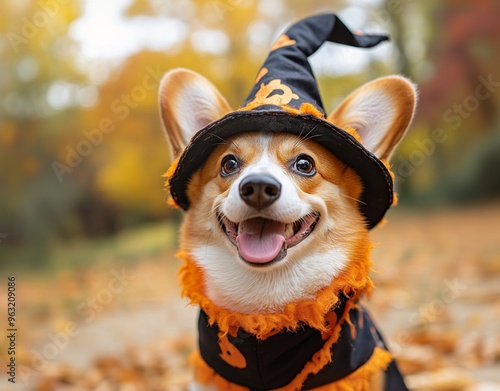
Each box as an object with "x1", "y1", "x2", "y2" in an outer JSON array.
[{"x1": 169, "y1": 110, "x2": 393, "y2": 229}]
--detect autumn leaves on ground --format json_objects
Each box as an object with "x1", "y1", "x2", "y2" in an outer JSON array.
[{"x1": 0, "y1": 204, "x2": 498, "y2": 391}]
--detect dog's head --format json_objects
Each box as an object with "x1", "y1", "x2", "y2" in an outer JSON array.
[{"x1": 159, "y1": 69, "x2": 416, "y2": 313}]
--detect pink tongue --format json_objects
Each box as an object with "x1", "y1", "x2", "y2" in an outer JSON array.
[{"x1": 236, "y1": 219, "x2": 286, "y2": 264}]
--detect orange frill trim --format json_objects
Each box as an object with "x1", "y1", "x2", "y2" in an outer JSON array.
[
  {"x1": 344, "y1": 127, "x2": 363, "y2": 144},
  {"x1": 307, "y1": 347, "x2": 392, "y2": 391},
  {"x1": 190, "y1": 300, "x2": 356, "y2": 391},
  {"x1": 239, "y1": 102, "x2": 325, "y2": 119},
  {"x1": 192, "y1": 345, "x2": 392, "y2": 391},
  {"x1": 162, "y1": 156, "x2": 181, "y2": 208},
  {"x1": 177, "y1": 240, "x2": 374, "y2": 340},
  {"x1": 180, "y1": 235, "x2": 381, "y2": 390},
  {"x1": 192, "y1": 351, "x2": 248, "y2": 391},
  {"x1": 282, "y1": 102, "x2": 325, "y2": 118},
  {"x1": 272, "y1": 301, "x2": 355, "y2": 391}
]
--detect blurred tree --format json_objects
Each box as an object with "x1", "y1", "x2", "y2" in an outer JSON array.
[
  {"x1": 397, "y1": 0, "x2": 500, "y2": 203},
  {"x1": 2, "y1": 0, "x2": 498, "y2": 268},
  {"x1": 0, "y1": 0, "x2": 85, "y2": 265}
]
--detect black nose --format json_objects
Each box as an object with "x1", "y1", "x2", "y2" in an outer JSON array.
[{"x1": 239, "y1": 174, "x2": 281, "y2": 209}]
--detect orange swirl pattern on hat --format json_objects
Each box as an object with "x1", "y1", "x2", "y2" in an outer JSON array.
[
  {"x1": 241, "y1": 79, "x2": 299, "y2": 110},
  {"x1": 254, "y1": 67, "x2": 268, "y2": 84},
  {"x1": 271, "y1": 34, "x2": 296, "y2": 51}
]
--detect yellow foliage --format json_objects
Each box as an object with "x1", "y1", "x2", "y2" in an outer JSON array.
[{"x1": 95, "y1": 134, "x2": 167, "y2": 215}]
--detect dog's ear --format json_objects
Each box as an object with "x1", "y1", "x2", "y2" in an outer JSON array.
[
  {"x1": 159, "y1": 68, "x2": 232, "y2": 159},
  {"x1": 328, "y1": 76, "x2": 417, "y2": 161}
]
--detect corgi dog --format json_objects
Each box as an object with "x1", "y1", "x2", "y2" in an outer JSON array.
[{"x1": 159, "y1": 14, "x2": 416, "y2": 391}]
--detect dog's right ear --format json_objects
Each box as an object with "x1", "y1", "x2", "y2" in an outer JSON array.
[
  {"x1": 328, "y1": 76, "x2": 417, "y2": 161},
  {"x1": 159, "y1": 68, "x2": 232, "y2": 159}
]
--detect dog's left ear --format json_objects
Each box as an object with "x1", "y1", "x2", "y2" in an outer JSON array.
[
  {"x1": 328, "y1": 76, "x2": 417, "y2": 160},
  {"x1": 159, "y1": 68, "x2": 233, "y2": 159}
]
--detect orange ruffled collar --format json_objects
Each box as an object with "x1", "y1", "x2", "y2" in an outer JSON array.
[{"x1": 176, "y1": 238, "x2": 374, "y2": 340}]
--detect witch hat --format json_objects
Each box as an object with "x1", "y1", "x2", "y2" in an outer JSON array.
[{"x1": 168, "y1": 13, "x2": 392, "y2": 229}]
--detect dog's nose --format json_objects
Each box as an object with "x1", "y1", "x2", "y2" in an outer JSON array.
[{"x1": 239, "y1": 174, "x2": 281, "y2": 209}]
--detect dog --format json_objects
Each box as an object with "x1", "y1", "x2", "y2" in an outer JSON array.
[{"x1": 159, "y1": 14, "x2": 416, "y2": 391}]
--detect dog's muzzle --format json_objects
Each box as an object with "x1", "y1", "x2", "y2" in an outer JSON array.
[
  {"x1": 218, "y1": 212, "x2": 319, "y2": 267},
  {"x1": 239, "y1": 174, "x2": 281, "y2": 210}
]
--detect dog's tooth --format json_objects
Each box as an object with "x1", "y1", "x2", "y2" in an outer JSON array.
[{"x1": 284, "y1": 223, "x2": 293, "y2": 238}]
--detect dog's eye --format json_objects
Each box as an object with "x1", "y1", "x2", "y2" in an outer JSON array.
[
  {"x1": 221, "y1": 155, "x2": 241, "y2": 176},
  {"x1": 293, "y1": 155, "x2": 316, "y2": 176}
]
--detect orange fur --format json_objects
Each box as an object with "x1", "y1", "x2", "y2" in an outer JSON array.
[
  {"x1": 177, "y1": 234, "x2": 373, "y2": 339},
  {"x1": 327, "y1": 76, "x2": 416, "y2": 161},
  {"x1": 170, "y1": 132, "x2": 385, "y2": 389},
  {"x1": 344, "y1": 126, "x2": 363, "y2": 144},
  {"x1": 175, "y1": 133, "x2": 369, "y2": 268},
  {"x1": 159, "y1": 69, "x2": 232, "y2": 157},
  {"x1": 159, "y1": 68, "x2": 416, "y2": 390}
]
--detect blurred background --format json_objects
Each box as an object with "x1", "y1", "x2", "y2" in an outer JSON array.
[{"x1": 0, "y1": 0, "x2": 499, "y2": 390}]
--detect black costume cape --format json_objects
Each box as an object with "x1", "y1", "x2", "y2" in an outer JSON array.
[{"x1": 198, "y1": 298, "x2": 408, "y2": 390}]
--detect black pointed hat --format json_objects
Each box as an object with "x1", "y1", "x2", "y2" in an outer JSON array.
[{"x1": 168, "y1": 14, "x2": 392, "y2": 229}]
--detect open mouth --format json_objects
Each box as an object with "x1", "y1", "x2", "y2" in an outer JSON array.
[{"x1": 218, "y1": 212, "x2": 320, "y2": 266}]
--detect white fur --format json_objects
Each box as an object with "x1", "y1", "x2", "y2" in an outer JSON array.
[
  {"x1": 190, "y1": 134, "x2": 350, "y2": 314},
  {"x1": 160, "y1": 68, "x2": 417, "y2": 390},
  {"x1": 159, "y1": 69, "x2": 231, "y2": 156},
  {"x1": 340, "y1": 91, "x2": 395, "y2": 155},
  {"x1": 331, "y1": 76, "x2": 417, "y2": 160},
  {"x1": 188, "y1": 382, "x2": 216, "y2": 391},
  {"x1": 192, "y1": 243, "x2": 347, "y2": 314},
  {"x1": 220, "y1": 137, "x2": 310, "y2": 224},
  {"x1": 176, "y1": 83, "x2": 224, "y2": 144}
]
